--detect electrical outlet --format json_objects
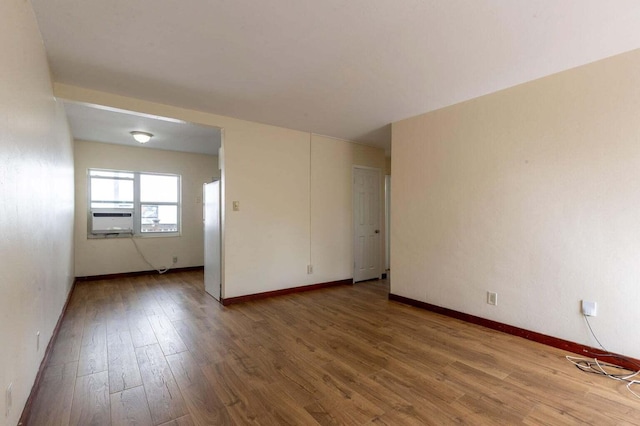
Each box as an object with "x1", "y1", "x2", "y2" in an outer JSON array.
[
  {"x1": 36, "y1": 331, "x2": 40, "y2": 352},
  {"x1": 307, "y1": 264, "x2": 313, "y2": 274},
  {"x1": 487, "y1": 291, "x2": 498, "y2": 306},
  {"x1": 172, "y1": 256, "x2": 178, "y2": 264},
  {"x1": 6, "y1": 382, "x2": 12, "y2": 417},
  {"x1": 582, "y1": 300, "x2": 597, "y2": 316}
]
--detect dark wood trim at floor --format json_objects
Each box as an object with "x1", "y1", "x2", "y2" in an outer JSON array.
[
  {"x1": 19, "y1": 280, "x2": 78, "y2": 426},
  {"x1": 221, "y1": 279, "x2": 353, "y2": 305},
  {"x1": 75, "y1": 266, "x2": 204, "y2": 282},
  {"x1": 389, "y1": 293, "x2": 640, "y2": 372}
]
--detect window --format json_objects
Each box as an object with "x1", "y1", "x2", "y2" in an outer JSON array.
[
  {"x1": 88, "y1": 169, "x2": 181, "y2": 236},
  {"x1": 89, "y1": 170, "x2": 134, "y2": 209},
  {"x1": 139, "y1": 173, "x2": 180, "y2": 233}
]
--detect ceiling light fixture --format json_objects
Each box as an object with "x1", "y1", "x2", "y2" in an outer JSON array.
[{"x1": 130, "y1": 131, "x2": 153, "y2": 144}]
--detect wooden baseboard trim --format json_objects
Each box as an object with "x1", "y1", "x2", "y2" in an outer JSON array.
[
  {"x1": 388, "y1": 293, "x2": 640, "y2": 371},
  {"x1": 222, "y1": 279, "x2": 353, "y2": 306},
  {"x1": 19, "y1": 279, "x2": 77, "y2": 426},
  {"x1": 75, "y1": 265, "x2": 204, "y2": 282}
]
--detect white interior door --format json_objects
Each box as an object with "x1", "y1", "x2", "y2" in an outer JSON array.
[
  {"x1": 353, "y1": 167, "x2": 381, "y2": 282},
  {"x1": 203, "y1": 181, "x2": 221, "y2": 300}
]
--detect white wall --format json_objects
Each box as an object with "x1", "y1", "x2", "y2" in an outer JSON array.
[
  {"x1": 0, "y1": 1, "x2": 75, "y2": 425},
  {"x1": 55, "y1": 85, "x2": 386, "y2": 299},
  {"x1": 74, "y1": 140, "x2": 218, "y2": 277},
  {"x1": 392, "y1": 48, "x2": 640, "y2": 359}
]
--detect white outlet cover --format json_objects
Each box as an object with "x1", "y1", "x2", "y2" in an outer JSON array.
[{"x1": 582, "y1": 300, "x2": 597, "y2": 316}]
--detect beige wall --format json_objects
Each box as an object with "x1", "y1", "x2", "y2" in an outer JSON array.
[
  {"x1": 55, "y1": 85, "x2": 386, "y2": 299},
  {"x1": 74, "y1": 140, "x2": 218, "y2": 277},
  {"x1": 225, "y1": 132, "x2": 386, "y2": 297},
  {"x1": 223, "y1": 125, "x2": 311, "y2": 296},
  {"x1": 311, "y1": 135, "x2": 386, "y2": 284},
  {"x1": 0, "y1": 1, "x2": 75, "y2": 424},
  {"x1": 392, "y1": 48, "x2": 640, "y2": 359}
]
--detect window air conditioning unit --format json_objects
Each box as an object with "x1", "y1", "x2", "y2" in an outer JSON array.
[{"x1": 90, "y1": 209, "x2": 134, "y2": 234}]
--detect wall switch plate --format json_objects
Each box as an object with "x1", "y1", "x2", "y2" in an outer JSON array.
[
  {"x1": 307, "y1": 264, "x2": 313, "y2": 274},
  {"x1": 582, "y1": 300, "x2": 597, "y2": 316},
  {"x1": 487, "y1": 291, "x2": 498, "y2": 306},
  {"x1": 232, "y1": 201, "x2": 240, "y2": 211}
]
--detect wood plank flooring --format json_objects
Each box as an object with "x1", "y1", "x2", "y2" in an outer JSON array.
[{"x1": 27, "y1": 271, "x2": 640, "y2": 425}]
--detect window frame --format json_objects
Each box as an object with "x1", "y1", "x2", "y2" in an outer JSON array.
[{"x1": 87, "y1": 168, "x2": 182, "y2": 238}]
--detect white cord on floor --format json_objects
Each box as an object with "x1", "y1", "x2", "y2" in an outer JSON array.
[{"x1": 565, "y1": 315, "x2": 640, "y2": 399}]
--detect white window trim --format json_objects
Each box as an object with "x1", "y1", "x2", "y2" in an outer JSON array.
[{"x1": 87, "y1": 168, "x2": 182, "y2": 238}]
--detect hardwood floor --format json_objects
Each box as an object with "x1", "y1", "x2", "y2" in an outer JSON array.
[{"x1": 26, "y1": 271, "x2": 639, "y2": 425}]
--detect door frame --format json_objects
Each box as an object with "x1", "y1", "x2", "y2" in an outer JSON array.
[{"x1": 352, "y1": 165, "x2": 383, "y2": 282}]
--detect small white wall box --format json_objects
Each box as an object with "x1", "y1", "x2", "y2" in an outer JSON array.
[
  {"x1": 91, "y1": 209, "x2": 134, "y2": 234},
  {"x1": 582, "y1": 300, "x2": 598, "y2": 317}
]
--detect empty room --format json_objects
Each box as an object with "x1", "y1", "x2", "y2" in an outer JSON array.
[{"x1": 2, "y1": 0, "x2": 640, "y2": 425}]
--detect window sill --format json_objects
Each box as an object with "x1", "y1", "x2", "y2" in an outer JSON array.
[{"x1": 87, "y1": 232, "x2": 182, "y2": 239}]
